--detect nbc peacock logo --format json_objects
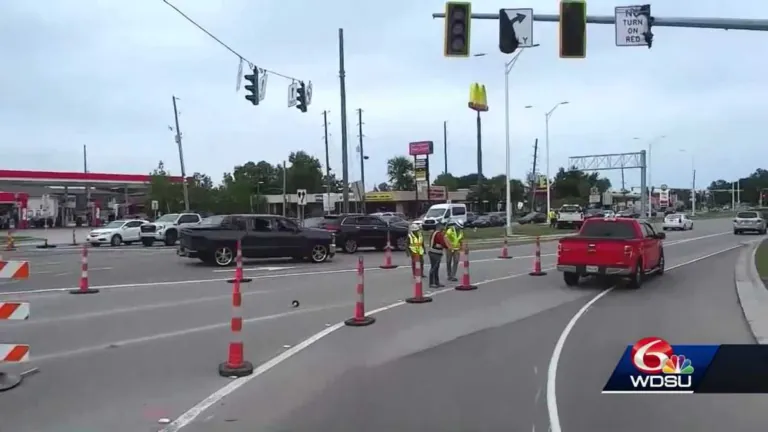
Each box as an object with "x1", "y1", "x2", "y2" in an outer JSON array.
[{"x1": 662, "y1": 354, "x2": 694, "y2": 374}]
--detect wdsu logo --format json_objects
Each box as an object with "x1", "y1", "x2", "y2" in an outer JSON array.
[{"x1": 602, "y1": 337, "x2": 717, "y2": 394}]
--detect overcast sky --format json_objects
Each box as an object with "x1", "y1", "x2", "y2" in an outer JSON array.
[{"x1": 2, "y1": 0, "x2": 766, "y2": 192}]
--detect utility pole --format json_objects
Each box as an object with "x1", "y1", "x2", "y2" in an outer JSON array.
[
  {"x1": 691, "y1": 169, "x2": 696, "y2": 216},
  {"x1": 282, "y1": 160, "x2": 287, "y2": 216},
  {"x1": 443, "y1": 121, "x2": 448, "y2": 174},
  {"x1": 338, "y1": 29, "x2": 350, "y2": 214},
  {"x1": 356, "y1": 108, "x2": 366, "y2": 210},
  {"x1": 530, "y1": 139, "x2": 539, "y2": 210},
  {"x1": 172, "y1": 96, "x2": 190, "y2": 211},
  {"x1": 732, "y1": 181, "x2": 736, "y2": 210},
  {"x1": 83, "y1": 144, "x2": 91, "y2": 203},
  {"x1": 323, "y1": 110, "x2": 332, "y2": 214}
]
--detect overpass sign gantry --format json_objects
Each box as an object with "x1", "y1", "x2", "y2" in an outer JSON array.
[{"x1": 568, "y1": 151, "x2": 647, "y2": 216}]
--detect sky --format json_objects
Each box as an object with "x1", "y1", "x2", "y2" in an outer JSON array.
[{"x1": 2, "y1": 0, "x2": 767, "y2": 193}]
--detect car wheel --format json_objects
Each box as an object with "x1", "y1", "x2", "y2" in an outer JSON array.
[
  {"x1": 627, "y1": 260, "x2": 644, "y2": 289},
  {"x1": 663, "y1": 227, "x2": 668, "y2": 231},
  {"x1": 563, "y1": 272, "x2": 579, "y2": 287},
  {"x1": 310, "y1": 244, "x2": 329, "y2": 263},
  {"x1": 213, "y1": 246, "x2": 234, "y2": 267},
  {"x1": 142, "y1": 238, "x2": 154, "y2": 247},
  {"x1": 90, "y1": 243, "x2": 100, "y2": 247},
  {"x1": 734, "y1": 230, "x2": 740, "y2": 235},
  {"x1": 657, "y1": 252, "x2": 665, "y2": 275},
  {"x1": 344, "y1": 239, "x2": 358, "y2": 253},
  {"x1": 395, "y1": 236, "x2": 408, "y2": 251},
  {"x1": 164, "y1": 230, "x2": 178, "y2": 246},
  {"x1": 110, "y1": 234, "x2": 122, "y2": 247}
]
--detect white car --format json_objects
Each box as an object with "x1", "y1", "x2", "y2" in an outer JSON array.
[
  {"x1": 88, "y1": 219, "x2": 148, "y2": 247},
  {"x1": 662, "y1": 213, "x2": 693, "y2": 231}
]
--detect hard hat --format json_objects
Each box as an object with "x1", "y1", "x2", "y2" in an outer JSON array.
[{"x1": 409, "y1": 223, "x2": 420, "y2": 232}]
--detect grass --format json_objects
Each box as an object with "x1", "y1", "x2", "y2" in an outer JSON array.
[
  {"x1": 755, "y1": 239, "x2": 768, "y2": 279},
  {"x1": 464, "y1": 224, "x2": 575, "y2": 240},
  {"x1": 689, "y1": 211, "x2": 738, "y2": 220}
]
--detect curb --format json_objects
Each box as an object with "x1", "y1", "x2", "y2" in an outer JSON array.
[{"x1": 735, "y1": 239, "x2": 768, "y2": 344}]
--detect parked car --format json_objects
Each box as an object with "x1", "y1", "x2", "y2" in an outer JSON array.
[
  {"x1": 420, "y1": 203, "x2": 468, "y2": 231},
  {"x1": 177, "y1": 214, "x2": 335, "y2": 266},
  {"x1": 556, "y1": 216, "x2": 665, "y2": 289},
  {"x1": 141, "y1": 212, "x2": 202, "y2": 246},
  {"x1": 470, "y1": 215, "x2": 494, "y2": 228},
  {"x1": 319, "y1": 213, "x2": 409, "y2": 253},
  {"x1": 733, "y1": 211, "x2": 767, "y2": 235},
  {"x1": 88, "y1": 219, "x2": 149, "y2": 247},
  {"x1": 662, "y1": 213, "x2": 693, "y2": 231},
  {"x1": 556, "y1": 204, "x2": 585, "y2": 229},
  {"x1": 518, "y1": 212, "x2": 547, "y2": 225}
]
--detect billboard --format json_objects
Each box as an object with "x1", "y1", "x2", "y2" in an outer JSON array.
[{"x1": 409, "y1": 141, "x2": 434, "y2": 156}]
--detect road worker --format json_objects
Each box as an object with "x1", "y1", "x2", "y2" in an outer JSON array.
[
  {"x1": 407, "y1": 223, "x2": 425, "y2": 278},
  {"x1": 427, "y1": 222, "x2": 449, "y2": 288},
  {"x1": 444, "y1": 221, "x2": 464, "y2": 282},
  {"x1": 549, "y1": 209, "x2": 558, "y2": 228}
]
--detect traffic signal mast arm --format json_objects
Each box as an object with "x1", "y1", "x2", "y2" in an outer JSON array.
[{"x1": 432, "y1": 11, "x2": 768, "y2": 32}]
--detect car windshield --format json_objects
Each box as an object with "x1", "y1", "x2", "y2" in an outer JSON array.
[
  {"x1": 425, "y1": 208, "x2": 447, "y2": 218},
  {"x1": 156, "y1": 214, "x2": 179, "y2": 222},
  {"x1": 303, "y1": 217, "x2": 326, "y2": 228},
  {"x1": 104, "y1": 221, "x2": 124, "y2": 229},
  {"x1": 580, "y1": 220, "x2": 638, "y2": 239},
  {"x1": 737, "y1": 212, "x2": 759, "y2": 219},
  {"x1": 200, "y1": 215, "x2": 226, "y2": 225}
]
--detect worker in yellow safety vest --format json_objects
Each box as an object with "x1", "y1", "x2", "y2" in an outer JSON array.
[
  {"x1": 444, "y1": 221, "x2": 464, "y2": 281},
  {"x1": 548, "y1": 209, "x2": 558, "y2": 228},
  {"x1": 407, "y1": 223, "x2": 425, "y2": 278}
]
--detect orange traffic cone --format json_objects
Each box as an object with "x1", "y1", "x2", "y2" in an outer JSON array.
[
  {"x1": 529, "y1": 236, "x2": 547, "y2": 276},
  {"x1": 455, "y1": 244, "x2": 478, "y2": 291},
  {"x1": 379, "y1": 231, "x2": 398, "y2": 269},
  {"x1": 498, "y1": 235, "x2": 512, "y2": 259},
  {"x1": 345, "y1": 256, "x2": 376, "y2": 326}
]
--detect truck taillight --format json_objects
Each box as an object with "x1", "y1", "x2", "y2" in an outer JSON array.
[
  {"x1": 557, "y1": 243, "x2": 562, "y2": 257},
  {"x1": 623, "y1": 245, "x2": 633, "y2": 257}
]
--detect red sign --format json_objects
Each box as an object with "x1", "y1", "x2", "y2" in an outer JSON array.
[
  {"x1": 428, "y1": 186, "x2": 447, "y2": 201},
  {"x1": 409, "y1": 141, "x2": 434, "y2": 156}
]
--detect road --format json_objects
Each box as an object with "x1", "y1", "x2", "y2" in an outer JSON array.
[{"x1": 0, "y1": 218, "x2": 757, "y2": 432}]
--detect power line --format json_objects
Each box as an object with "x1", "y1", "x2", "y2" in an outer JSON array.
[{"x1": 161, "y1": 0, "x2": 302, "y2": 82}]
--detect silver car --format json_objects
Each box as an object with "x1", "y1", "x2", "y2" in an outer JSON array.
[{"x1": 733, "y1": 211, "x2": 767, "y2": 235}]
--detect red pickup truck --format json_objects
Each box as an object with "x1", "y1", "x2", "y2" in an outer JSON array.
[{"x1": 556, "y1": 217, "x2": 666, "y2": 289}]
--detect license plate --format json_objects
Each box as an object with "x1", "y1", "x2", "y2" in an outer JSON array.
[{"x1": 586, "y1": 265, "x2": 599, "y2": 273}]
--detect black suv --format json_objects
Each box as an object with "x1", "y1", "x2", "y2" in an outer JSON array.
[
  {"x1": 311, "y1": 213, "x2": 409, "y2": 253},
  {"x1": 178, "y1": 214, "x2": 335, "y2": 266}
]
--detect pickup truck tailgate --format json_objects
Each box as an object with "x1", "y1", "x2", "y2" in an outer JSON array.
[{"x1": 558, "y1": 238, "x2": 637, "y2": 267}]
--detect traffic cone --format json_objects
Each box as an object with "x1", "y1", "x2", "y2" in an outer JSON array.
[
  {"x1": 406, "y1": 255, "x2": 433, "y2": 304},
  {"x1": 71, "y1": 228, "x2": 77, "y2": 246},
  {"x1": 498, "y1": 235, "x2": 512, "y2": 259},
  {"x1": 529, "y1": 236, "x2": 547, "y2": 276},
  {"x1": 70, "y1": 244, "x2": 99, "y2": 294},
  {"x1": 345, "y1": 256, "x2": 376, "y2": 326},
  {"x1": 218, "y1": 275, "x2": 254, "y2": 377},
  {"x1": 227, "y1": 239, "x2": 252, "y2": 283},
  {"x1": 455, "y1": 244, "x2": 478, "y2": 291},
  {"x1": 379, "y1": 231, "x2": 398, "y2": 269}
]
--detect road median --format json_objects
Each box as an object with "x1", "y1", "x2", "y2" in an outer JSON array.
[{"x1": 735, "y1": 239, "x2": 768, "y2": 344}]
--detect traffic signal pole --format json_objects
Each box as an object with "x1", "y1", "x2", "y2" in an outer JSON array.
[{"x1": 431, "y1": 12, "x2": 768, "y2": 31}]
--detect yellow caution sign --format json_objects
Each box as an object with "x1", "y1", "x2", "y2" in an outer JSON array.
[{"x1": 468, "y1": 83, "x2": 488, "y2": 112}]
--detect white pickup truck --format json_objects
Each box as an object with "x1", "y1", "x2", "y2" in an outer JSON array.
[
  {"x1": 556, "y1": 205, "x2": 584, "y2": 229},
  {"x1": 140, "y1": 212, "x2": 202, "y2": 246}
]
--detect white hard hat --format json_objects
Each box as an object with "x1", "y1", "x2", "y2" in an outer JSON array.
[{"x1": 409, "y1": 223, "x2": 420, "y2": 232}]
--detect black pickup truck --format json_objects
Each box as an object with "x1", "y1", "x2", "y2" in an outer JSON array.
[{"x1": 178, "y1": 214, "x2": 335, "y2": 267}]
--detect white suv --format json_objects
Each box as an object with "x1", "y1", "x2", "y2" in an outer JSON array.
[
  {"x1": 140, "y1": 213, "x2": 202, "y2": 246},
  {"x1": 733, "y1": 211, "x2": 767, "y2": 235}
]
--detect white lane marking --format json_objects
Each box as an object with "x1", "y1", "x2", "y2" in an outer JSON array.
[
  {"x1": 212, "y1": 266, "x2": 298, "y2": 273},
  {"x1": 158, "y1": 265, "x2": 553, "y2": 432},
  {"x1": 0, "y1": 231, "x2": 727, "y2": 297},
  {"x1": 30, "y1": 303, "x2": 351, "y2": 363},
  {"x1": 545, "y1": 243, "x2": 743, "y2": 432}
]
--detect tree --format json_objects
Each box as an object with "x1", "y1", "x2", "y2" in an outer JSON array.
[
  {"x1": 286, "y1": 151, "x2": 325, "y2": 193},
  {"x1": 433, "y1": 173, "x2": 459, "y2": 191},
  {"x1": 386, "y1": 156, "x2": 415, "y2": 191},
  {"x1": 708, "y1": 168, "x2": 768, "y2": 207},
  {"x1": 376, "y1": 182, "x2": 390, "y2": 192},
  {"x1": 147, "y1": 160, "x2": 183, "y2": 213},
  {"x1": 551, "y1": 167, "x2": 611, "y2": 205}
]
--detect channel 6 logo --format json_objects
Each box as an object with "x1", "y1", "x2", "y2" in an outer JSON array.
[{"x1": 602, "y1": 336, "x2": 719, "y2": 394}]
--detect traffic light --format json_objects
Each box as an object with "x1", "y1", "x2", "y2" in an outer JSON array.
[
  {"x1": 444, "y1": 2, "x2": 471, "y2": 57},
  {"x1": 244, "y1": 68, "x2": 259, "y2": 105},
  {"x1": 559, "y1": 0, "x2": 587, "y2": 59},
  {"x1": 295, "y1": 81, "x2": 307, "y2": 113}
]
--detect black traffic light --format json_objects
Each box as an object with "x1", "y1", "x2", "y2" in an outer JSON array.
[
  {"x1": 499, "y1": 9, "x2": 521, "y2": 54},
  {"x1": 295, "y1": 81, "x2": 307, "y2": 113},
  {"x1": 444, "y1": 2, "x2": 471, "y2": 57},
  {"x1": 559, "y1": 0, "x2": 587, "y2": 59},
  {"x1": 244, "y1": 68, "x2": 259, "y2": 105}
]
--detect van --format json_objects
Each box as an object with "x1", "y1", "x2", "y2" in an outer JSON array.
[{"x1": 419, "y1": 203, "x2": 467, "y2": 230}]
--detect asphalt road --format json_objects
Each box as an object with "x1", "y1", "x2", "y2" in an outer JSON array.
[{"x1": 0, "y1": 218, "x2": 751, "y2": 432}]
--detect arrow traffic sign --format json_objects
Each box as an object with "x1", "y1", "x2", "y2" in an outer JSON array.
[
  {"x1": 296, "y1": 189, "x2": 307, "y2": 206},
  {"x1": 500, "y1": 8, "x2": 534, "y2": 49}
]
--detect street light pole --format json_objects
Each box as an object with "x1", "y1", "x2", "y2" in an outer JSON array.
[
  {"x1": 544, "y1": 101, "x2": 568, "y2": 219},
  {"x1": 503, "y1": 45, "x2": 539, "y2": 236}
]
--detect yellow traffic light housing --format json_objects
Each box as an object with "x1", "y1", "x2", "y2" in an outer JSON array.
[
  {"x1": 559, "y1": 0, "x2": 587, "y2": 58},
  {"x1": 444, "y1": 2, "x2": 472, "y2": 57}
]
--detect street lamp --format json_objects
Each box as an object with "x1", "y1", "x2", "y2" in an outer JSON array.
[
  {"x1": 544, "y1": 101, "x2": 569, "y2": 219},
  {"x1": 503, "y1": 44, "x2": 540, "y2": 235},
  {"x1": 250, "y1": 181, "x2": 264, "y2": 213},
  {"x1": 638, "y1": 135, "x2": 666, "y2": 216},
  {"x1": 679, "y1": 149, "x2": 696, "y2": 215}
]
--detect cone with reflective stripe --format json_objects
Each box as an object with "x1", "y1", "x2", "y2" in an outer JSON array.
[
  {"x1": 406, "y1": 255, "x2": 432, "y2": 303},
  {"x1": 218, "y1": 275, "x2": 254, "y2": 377},
  {"x1": 70, "y1": 244, "x2": 99, "y2": 294},
  {"x1": 529, "y1": 236, "x2": 547, "y2": 276},
  {"x1": 498, "y1": 235, "x2": 512, "y2": 259},
  {"x1": 227, "y1": 239, "x2": 252, "y2": 283},
  {"x1": 379, "y1": 231, "x2": 398, "y2": 269},
  {"x1": 455, "y1": 244, "x2": 478, "y2": 291},
  {"x1": 345, "y1": 256, "x2": 376, "y2": 326},
  {"x1": 4, "y1": 231, "x2": 15, "y2": 251},
  {"x1": 0, "y1": 372, "x2": 22, "y2": 392}
]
